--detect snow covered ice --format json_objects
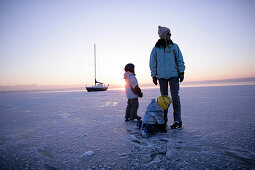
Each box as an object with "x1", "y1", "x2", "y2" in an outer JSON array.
[{"x1": 0, "y1": 85, "x2": 255, "y2": 169}]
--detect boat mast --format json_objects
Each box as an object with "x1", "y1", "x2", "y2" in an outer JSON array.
[{"x1": 94, "y1": 44, "x2": 96, "y2": 86}]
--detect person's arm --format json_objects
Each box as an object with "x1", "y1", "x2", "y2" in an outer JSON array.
[
  {"x1": 130, "y1": 75, "x2": 143, "y2": 97},
  {"x1": 133, "y1": 85, "x2": 143, "y2": 98},
  {"x1": 152, "y1": 111, "x2": 165, "y2": 124},
  {"x1": 129, "y1": 74, "x2": 138, "y2": 88},
  {"x1": 154, "y1": 111, "x2": 167, "y2": 132},
  {"x1": 175, "y1": 44, "x2": 185, "y2": 73},
  {"x1": 149, "y1": 47, "x2": 157, "y2": 78},
  {"x1": 150, "y1": 48, "x2": 158, "y2": 85}
]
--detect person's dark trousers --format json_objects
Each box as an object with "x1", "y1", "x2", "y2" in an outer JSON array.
[
  {"x1": 125, "y1": 98, "x2": 139, "y2": 120},
  {"x1": 159, "y1": 77, "x2": 182, "y2": 124},
  {"x1": 142, "y1": 124, "x2": 159, "y2": 134}
]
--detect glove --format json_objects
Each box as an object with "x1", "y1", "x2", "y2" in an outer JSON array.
[
  {"x1": 138, "y1": 92, "x2": 143, "y2": 98},
  {"x1": 152, "y1": 77, "x2": 158, "y2": 85},
  {"x1": 179, "y1": 72, "x2": 184, "y2": 82}
]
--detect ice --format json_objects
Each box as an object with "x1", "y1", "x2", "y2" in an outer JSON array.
[{"x1": 0, "y1": 85, "x2": 255, "y2": 169}]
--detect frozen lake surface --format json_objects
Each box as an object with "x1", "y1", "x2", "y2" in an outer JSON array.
[{"x1": 0, "y1": 85, "x2": 255, "y2": 169}]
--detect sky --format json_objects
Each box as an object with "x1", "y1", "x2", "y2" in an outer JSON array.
[{"x1": 0, "y1": 0, "x2": 255, "y2": 89}]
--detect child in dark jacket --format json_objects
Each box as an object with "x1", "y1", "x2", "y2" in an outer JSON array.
[
  {"x1": 140, "y1": 95, "x2": 172, "y2": 134},
  {"x1": 123, "y1": 63, "x2": 143, "y2": 121}
]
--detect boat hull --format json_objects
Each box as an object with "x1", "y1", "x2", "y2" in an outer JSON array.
[{"x1": 86, "y1": 87, "x2": 108, "y2": 92}]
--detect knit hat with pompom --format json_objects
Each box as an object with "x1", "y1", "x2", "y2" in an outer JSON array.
[{"x1": 158, "y1": 26, "x2": 171, "y2": 39}]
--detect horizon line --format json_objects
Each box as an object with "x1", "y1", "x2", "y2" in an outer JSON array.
[{"x1": 0, "y1": 77, "x2": 255, "y2": 92}]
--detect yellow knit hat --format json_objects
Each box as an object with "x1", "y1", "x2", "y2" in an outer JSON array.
[{"x1": 157, "y1": 95, "x2": 172, "y2": 110}]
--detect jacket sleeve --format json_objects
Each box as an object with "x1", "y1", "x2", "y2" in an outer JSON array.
[
  {"x1": 151, "y1": 111, "x2": 165, "y2": 124},
  {"x1": 129, "y1": 74, "x2": 138, "y2": 88},
  {"x1": 175, "y1": 44, "x2": 185, "y2": 73},
  {"x1": 149, "y1": 47, "x2": 157, "y2": 77},
  {"x1": 133, "y1": 85, "x2": 142, "y2": 94}
]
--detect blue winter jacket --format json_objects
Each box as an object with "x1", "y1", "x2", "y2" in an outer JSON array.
[
  {"x1": 150, "y1": 42, "x2": 185, "y2": 79},
  {"x1": 142, "y1": 99, "x2": 165, "y2": 125}
]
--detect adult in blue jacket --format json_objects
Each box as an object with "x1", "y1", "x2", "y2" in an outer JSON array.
[{"x1": 149, "y1": 26, "x2": 185, "y2": 129}]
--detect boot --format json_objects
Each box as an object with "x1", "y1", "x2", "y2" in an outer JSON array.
[{"x1": 170, "y1": 121, "x2": 182, "y2": 129}]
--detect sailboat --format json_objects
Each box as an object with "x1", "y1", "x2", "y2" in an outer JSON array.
[{"x1": 86, "y1": 44, "x2": 108, "y2": 92}]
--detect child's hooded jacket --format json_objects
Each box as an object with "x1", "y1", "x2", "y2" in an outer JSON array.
[
  {"x1": 143, "y1": 99, "x2": 165, "y2": 125},
  {"x1": 124, "y1": 71, "x2": 138, "y2": 99}
]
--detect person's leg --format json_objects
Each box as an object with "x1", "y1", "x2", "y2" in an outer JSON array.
[
  {"x1": 169, "y1": 77, "x2": 182, "y2": 123},
  {"x1": 125, "y1": 99, "x2": 131, "y2": 120},
  {"x1": 157, "y1": 124, "x2": 167, "y2": 133},
  {"x1": 130, "y1": 98, "x2": 139, "y2": 120},
  {"x1": 159, "y1": 79, "x2": 169, "y2": 124},
  {"x1": 143, "y1": 124, "x2": 158, "y2": 134}
]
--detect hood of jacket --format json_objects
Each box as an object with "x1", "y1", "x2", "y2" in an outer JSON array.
[
  {"x1": 123, "y1": 71, "x2": 135, "y2": 79},
  {"x1": 147, "y1": 99, "x2": 164, "y2": 112}
]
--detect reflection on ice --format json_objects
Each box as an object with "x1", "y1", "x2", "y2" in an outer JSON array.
[{"x1": 104, "y1": 101, "x2": 118, "y2": 107}]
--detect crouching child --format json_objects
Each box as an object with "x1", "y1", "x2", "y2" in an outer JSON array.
[{"x1": 139, "y1": 96, "x2": 172, "y2": 135}]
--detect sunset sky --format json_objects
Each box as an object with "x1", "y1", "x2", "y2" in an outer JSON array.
[{"x1": 0, "y1": 0, "x2": 255, "y2": 89}]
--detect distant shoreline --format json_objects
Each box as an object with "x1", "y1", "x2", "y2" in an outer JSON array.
[
  {"x1": 1, "y1": 77, "x2": 254, "y2": 93},
  {"x1": 1, "y1": 84, "x2": 255, "y2": 94}
]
